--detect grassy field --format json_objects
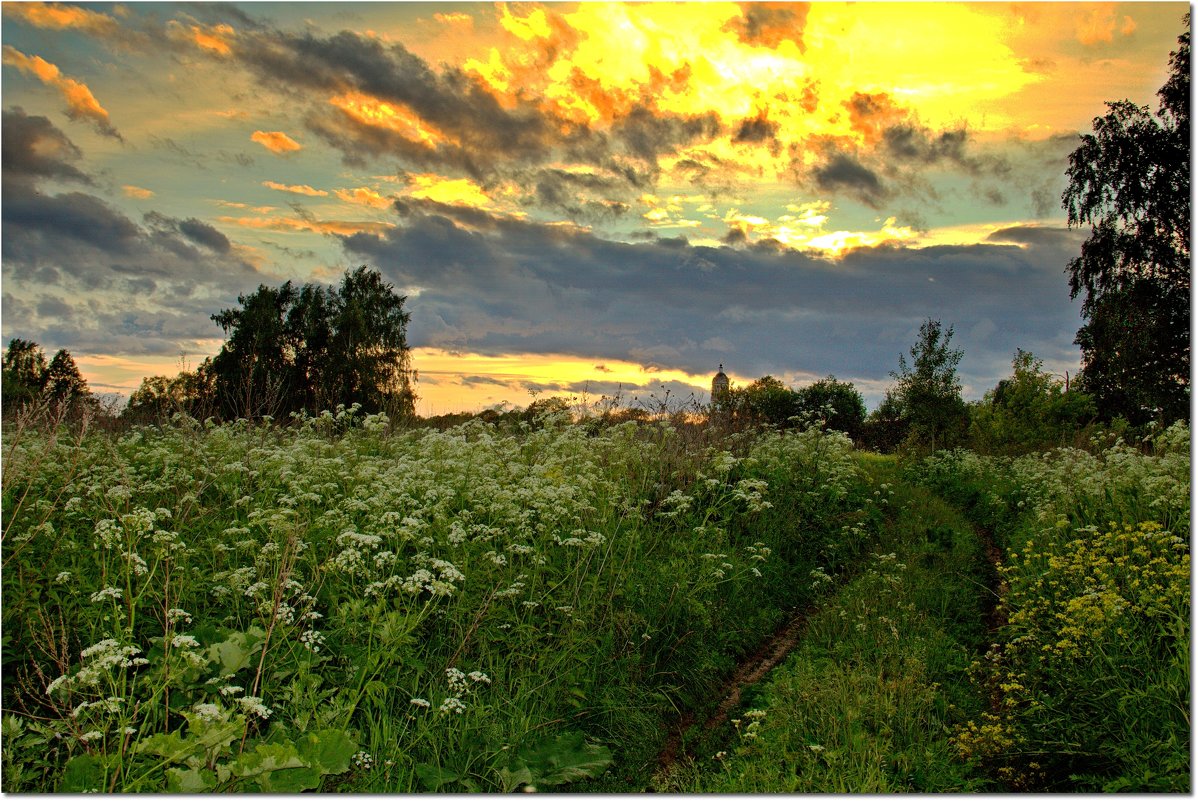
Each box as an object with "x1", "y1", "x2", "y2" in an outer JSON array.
[
  {"x1": 1, "y1": 411, "x2": 1188, "y2": 792},
  {"x1": 1, "y1": 410, "x2": 881, "y2": 792}
]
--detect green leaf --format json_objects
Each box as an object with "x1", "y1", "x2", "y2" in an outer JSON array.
[
  {"x1": 515, "y1": 731, "x2": 613, "y2": 787},
  {"x1": 206, "y1": 626, "x2": 266, "y2": 675},
  {"x1": 498, "y1": 763, "x2": 534, "y2": 793},
  {"x1": 165, "y1": 766, "x2": 217, "y2": 793},
  {"x1": 135, "y1": 731, "x2": 197, "y2": 765},
  {"x1": 229, "y1": 743, "x2": 306, "y2": 779},
  {"x1": 296, "y1": 729, "x2": 355, "y2": 775},
  {"x1": 59, "y1": 754, "x2": 106, "y2": 793},
  {"x1": 413, "y1": 762, "x2": 461, "y2": 791},
  {"x1": 258, "y1": 766, "x2": 323, "y2": 793}
]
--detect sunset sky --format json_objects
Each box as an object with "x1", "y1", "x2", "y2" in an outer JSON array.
[{"x1": 1, "y1": 1, "x2": 1187, "y2": 414}]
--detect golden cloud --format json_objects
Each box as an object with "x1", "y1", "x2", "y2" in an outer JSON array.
[
  {"x1": 262, "y1": 180, "x2": 327, "y2": 196},
  {"x1": 122, "y1": 185, "x2": 154, "y2": 199},
  {"x1": 1, "y1": 46, "x2": 120, "y2": 138},
  {"x1": 250, "y1": 130, "x2": 302, "y2": 154},
  {"x1": 2, "y1": 2, "x2": 117, "y2": 35},
  {"x1": 190, "y1": 23, "x2": 235, "y2": 56},
  {"x1": 329, "y1": 91, "x2": 453, "y2": 148},
  {"x1": 335, "y1": 186, "x2": 392, "y2": 208},
  {"x1": 405, "y1": 174, "x2": 493, "y2": 208},
  {"x1": 1075, "y1": 3, "x2": 1137, "y2": 46}
]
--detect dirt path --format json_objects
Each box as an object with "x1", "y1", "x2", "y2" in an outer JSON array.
[{"x1": 653, "y1": 600, "x2": 816, "y2": 774}]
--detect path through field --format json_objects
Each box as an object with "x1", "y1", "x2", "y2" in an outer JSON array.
[{"x1": 649, "y1": 472, "x2": 999, "y2": 792}]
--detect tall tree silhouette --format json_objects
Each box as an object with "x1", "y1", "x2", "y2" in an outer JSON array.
[
  {"x1": 1062, "y1": 16, "x2": 1190, "y2": 424},
  {"x1": 210, "y1": 266, "x2": 415, "y2": 420}
]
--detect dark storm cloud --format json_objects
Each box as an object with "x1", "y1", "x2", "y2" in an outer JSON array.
[
  {"x1": 882, "y1": 126, "x2": 969, "y2": 164},
  {"x1": 812, "y1": 153, "x2": 888, "y2": 207},
  {"x1": 611, "y1": 105, "x2": 721, "y2": 165},
  {"x1": 2, "y1": 107, "x2": 93, "y2": 185},
  {"x1": 986, "y1": 225, "x2": 1086, "y2": 249},
  {"x1": 734, "y1": 112, "x2": 780, "y2": 146},
  {"x1": 1, "y1": 111, "x2": 265, "y2": 357},
  {"x1": 227, "y1": 27, "x2": 717, "y2": 195},
  {"x1": 725, "y1": 3, "x2": 811, "y2": 51},
  {"x1": 341, "y1": 205, "x2": 1084, "y2": 403},
  {"x1": 233, "y1": 28, "x2": 570, "y2": 172}
]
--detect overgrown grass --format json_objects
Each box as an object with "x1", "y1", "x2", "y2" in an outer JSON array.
[
  {"x1": 655, "y1": 463, "x2": 994, "y2": 793},
  {"x1": 1, "y1": 408, "x2": 881, "y2": 792},
  {"x1": 916, "y1": 422, "x2": 1190, "y2": 791}
]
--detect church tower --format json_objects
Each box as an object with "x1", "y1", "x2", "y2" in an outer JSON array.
[{"x1": 711, "y1": 364, "x2": 730, "y2": 406}]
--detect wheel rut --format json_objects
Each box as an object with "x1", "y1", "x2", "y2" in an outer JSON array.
[{"x1": 653, "y1": 599, "x2": 816, "y2": 776}]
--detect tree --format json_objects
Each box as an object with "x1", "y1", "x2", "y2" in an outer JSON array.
[
  {"x1": 210, "y1": 266, "x2": 415, "y2": 420},
  {"x1": 734, "y1": 375, "x2": 801, "y2": 428},
  {"x1": 968, "y1": 350, "x2": 1096, "y2": 454},
  {"x1": 889, "y1": 318, "x2": 967, "y2": 450},
  {"x1": 325, "y1": 266, "x2": 415, "y2": 417},
  {"x1": 793, "y1": 375, "x2": 867, "y2": 439},
  {"x1": 43, "y1": 349, "x2": 92, "y2": 408},
  {"x1": 211, "y1": 281, "x2": 298, "y2": 419},
  {"x1": 1062, "y1": 17, "x2": 1190, "y2": 425},
  {"x1": 2, "y1": 338, "x2": 48, "y2": 412},
  {"x1": 124, "y1": 358, "x2": 216, "y2": 423}
]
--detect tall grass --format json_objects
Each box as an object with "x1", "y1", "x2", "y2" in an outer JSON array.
[
  {"x1": 2, "y1": 408, "x2": 880, "y2": 792},
  {"x1": 655, "y1": 467, "x2": 993, "y2": 793},
  {"x1": 916, "y1": 422, "x2": 1190, "y2": 791}
]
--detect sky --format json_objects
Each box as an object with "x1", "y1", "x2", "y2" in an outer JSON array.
[{"x1": 1, "y1": 1, "x2": 1188, "y2": 414}]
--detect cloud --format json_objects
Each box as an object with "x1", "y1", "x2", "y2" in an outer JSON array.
[
  {"x1": 262, "y1": 180, "x2": 328, "y2": 196},
  {"x1": 2, "y1": 106, "x2": 93, "y2": 185},
  {"x1": 122, "y1": 185, "x2": 154, "y2": 199},
  {"x1": 167, "y1": 20, "x2": 236, "y2": 56},
  {"x1": 2, "y1": 2, "x2": 118, "y2": 35},
  {"x1": 335, "y1": 186, "x2": 392, "y2": 208},
  {"x1": 338, "y1": 201, "x2": 1084, "y2": 402},
  {"x1": 217, "y1": 214, "x2": 392, "y2": 237},
  {"x1": 178, "y1": 217, "x2": 232, "y2": 254},
  {"x1": 250, "y1": 130, "x2": 302, "y2": 154},
  {"x1": 1, "y1": 111, "x2": 264, "y2": 358},
  {"x1": 1, "y1": 46, "x2": 122, "y2": 139},
  {"x1": 433, "y1": 11, "x2": 473, "y2": 29},
  {"x1": 812, "y1": 152, "x2": 888, "y2": 207},
  {"x1": 724, "y1": 3, "x2": 810, "y2": 50},
  {"x1": 1076, "y1": 4, "x2": 1137, "y2": 46}
]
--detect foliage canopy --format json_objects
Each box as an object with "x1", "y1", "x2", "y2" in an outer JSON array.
[
  {"x1": 209, "y1": 266, "x2": 416, "y2": 420},
  {"x1": 1062, "y1": 16, "x2": 1190, "y2": 424}
]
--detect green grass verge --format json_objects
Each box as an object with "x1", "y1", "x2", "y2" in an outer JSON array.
[{"x1": 656, "y1": 461, "x2": 995, "y2": 792}]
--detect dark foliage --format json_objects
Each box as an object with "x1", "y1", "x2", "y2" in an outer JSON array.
[
  {"x1": 1062, "y1": 16, "x2": 1190, "y2": 424},
  {"x1": 888, "y1": 318, "x2": 968, "y2": 451},
  {"x1": 209, "y1": 266, "x2": 416, "y2": 420}
]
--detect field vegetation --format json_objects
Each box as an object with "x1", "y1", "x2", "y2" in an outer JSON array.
[{"x1": 2, "y1": 405, "x2": 884, "y2": 792}]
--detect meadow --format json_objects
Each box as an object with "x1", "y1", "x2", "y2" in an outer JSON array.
[{"x1": 1, "y1": 408, "x2": 1189, "y2": 792}]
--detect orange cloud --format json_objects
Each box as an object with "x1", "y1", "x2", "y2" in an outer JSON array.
[
  {"x1": 1, "y1": 46, "x2": 121, "y2": 138},
  {"x1": 122, "y1": 185, "x2": 154, "y2": 199},
  {"x1": 843, "y1": 91, "x2": 910, "y2": 145},
  {"x1": 335, "y1": 187, "x2": 392, "y2": 208},
  {"x1": 250, "y1": 130, "x2": 302, "y2": 154},
  {"x1": 262, "y1": 180, "x2": 327, "y2": 196},
  {"x1": 1076, "y1": 3, "x2": 1136, "y2": 46},
  {"x1": 329, "y1": 91, "x2": 453, "y2": 148},
  {"x1": 190, "y1": 23, "x2": 235, "y2": 55},
  {"x1": 3, "y1": 2, "x2": 117, "y2": 34}
]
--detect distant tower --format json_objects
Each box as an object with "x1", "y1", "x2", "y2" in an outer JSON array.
[{"x1": 711, "y1": 364, "x2": 730, "y2": 408}]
